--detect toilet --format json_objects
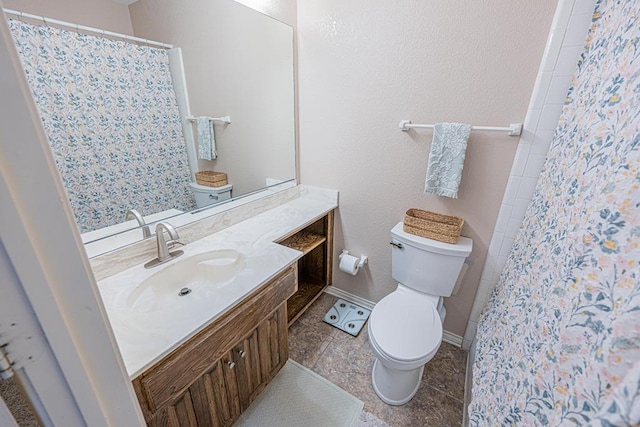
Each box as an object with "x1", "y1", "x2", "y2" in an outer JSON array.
[
  {"x1": 368, "y1": 222, "x2": 473, "y2": 405},
  {"x1": 189, "y1": 182, "x2": 232, "y2": 208}
]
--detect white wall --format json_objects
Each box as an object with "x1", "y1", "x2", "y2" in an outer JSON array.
[
  {"x1": 2, "y1": 0, "x2": 133, "y2": 34},
  {"x1": 297, "y1": 1, "x2": 557, "y2": 336},
  {"x1": 234, "y1": 0, "x2": 296, "y2": 27},
  {"x1": 464, "y1": 0, "x2": 597, "y2": 349}
]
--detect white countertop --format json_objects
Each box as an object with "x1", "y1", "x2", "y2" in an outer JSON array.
[{"x1": 97, "y1": 186, "x2": 338, "y2": 378}]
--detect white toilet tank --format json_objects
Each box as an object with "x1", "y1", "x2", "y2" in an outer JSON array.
[
  {"x1": 390, "y1": 222, "x2": 472, "y2": 297},
  {"x1": 189, "y1": 182, "x2": 232, "y2": 208}
]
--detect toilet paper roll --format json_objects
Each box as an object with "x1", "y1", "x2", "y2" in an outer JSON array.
[{"x1": 339, "y1": 253, "x2": 360, "y2": 275}]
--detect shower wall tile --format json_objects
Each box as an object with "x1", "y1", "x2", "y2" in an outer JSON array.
[
  {"x1": 488, "y1": 232, "x2": 505, "y2": 258},
  {"x1": 545, "y1": 76, "x2": 573, "y2": 104},
  {"x1": 495, "y1": 256, "x2": 508, "y2": 274},
  {"x1": 502, "y1": 180, "x2": 520, "y2": 207},
  {"x1": 510, "y1": 144, "x2": 532, "y2": 178},
  {"x1": 523, "y1": 154, "x2": 547, "y2": 178},
  {"x1": 498, "y1": 238, "x2": 515, "y2": 258},
  {"x1": 511, "y1": 199, "x2": 531, "y2": 221},
  {"x1": 530, "y1": 72, "x2": 553, "y2": 109},
  {"x1": 538, "y1": 104, "x2": 565, "y2": 130},
  {"x1": 463, "y1": 0, "x2": 598, "y2": 349},
  {"x1": 531, "y1": 130, "x2": 555, "y2": 155},
  {"x1": 555, "y1": 46, "x2": 584, "y2": 76},
  {"x1": 505, "y1": 219, "x2": 522, "y2": 240},
  {"x1": 542, "y1": 29, "x2": 565, "y2": 72},
  {"x1": 516, "y1": 177, "x2": 539, "y2": 200},
  {"x1": 493, "y1": 206, "x2": 510, "y2": 234},
  {"x1": 552, "y1": 0, "x2": 574, "y2": 31},
  {"x1": 564, "y1": 13, "x2": 594, "y2": 46},
  {"x1": 522, "y1": 109, "x2": 542, "y2": 140}
]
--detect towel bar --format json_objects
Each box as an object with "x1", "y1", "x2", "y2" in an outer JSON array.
[
  {"x1": 399, "y1": 120, "x2": 522, "y2": 136},
  {"x1": 187, "y1": 116, "x2": 232, "y2": 124}
]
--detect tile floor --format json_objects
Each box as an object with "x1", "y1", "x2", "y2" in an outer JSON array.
[{"x1": 288, "y1": 293, "x2": 468, "y2": 427}]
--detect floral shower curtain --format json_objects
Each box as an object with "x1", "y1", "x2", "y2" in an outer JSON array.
[
  {"x1": 470, "y1": 0, "x2": 640, "y2": 425},
  {"x1": 9, "y1": 19, "x2": 195, "y2": 233}
]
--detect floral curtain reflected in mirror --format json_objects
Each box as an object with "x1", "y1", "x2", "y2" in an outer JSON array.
[{"x1": 9, "y1": 19, "x2": 195, "y2": 233}]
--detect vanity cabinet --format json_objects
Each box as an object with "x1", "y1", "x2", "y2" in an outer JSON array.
[
  {"x1": 133, "y1": 266, "x2": 296, "y2": 426},
  {"x1": 278, "y1": 210, "x2": 334, "y2": 326}
]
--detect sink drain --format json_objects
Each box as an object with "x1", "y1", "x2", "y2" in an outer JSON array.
[{"x1": 178, "y1": 287, "x2": 192, "y2": 296}]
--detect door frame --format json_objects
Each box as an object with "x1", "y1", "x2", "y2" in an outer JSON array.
[{"x1": 0, "y1": 5, "x2": 144, "y2": 426}]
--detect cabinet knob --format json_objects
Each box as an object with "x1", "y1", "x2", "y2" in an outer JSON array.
[
  {"x1": 227, "y1": 361, "x2": 235, "y2": 369},
  {"x1": 209, "y1": 194, "x2": 219, "y2": 200},
  {"x1": 239, "y1": 350, "x2": 246, "y2": 358}
]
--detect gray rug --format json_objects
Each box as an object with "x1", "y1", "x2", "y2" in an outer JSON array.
[
  {"x1": 235, "y1": 360, "x2": 363, "y2": 426},
  {"x1": 355, "y1": 411, "x2": 391, "y2": 427}
]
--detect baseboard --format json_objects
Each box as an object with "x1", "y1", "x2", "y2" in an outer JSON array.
[
  {"x1": 324, "y1": 286, "x2": 375, "y2": 310},
  {"x1": 442, "y1": 330, "x2": 464, "y2": 347},
  {"x1": 324, "y1": 287, "x2": 465, "y2": 348}
]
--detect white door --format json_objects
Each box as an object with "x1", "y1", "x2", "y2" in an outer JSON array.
[{"x1": 0, "y1": 5, "x2": 145, "y2": 426}]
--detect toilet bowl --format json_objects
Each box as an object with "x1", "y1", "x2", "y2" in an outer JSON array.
[
  {"x1": 368, "y1": 285, "x2": 443, "y2": 405},
  {"x1": 367, "y1": 222, "x2": 472, "y2": 405}
]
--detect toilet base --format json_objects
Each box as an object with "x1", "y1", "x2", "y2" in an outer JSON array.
[{"x1": 371, "y1": 358, "x2": 424, "y2": 405}]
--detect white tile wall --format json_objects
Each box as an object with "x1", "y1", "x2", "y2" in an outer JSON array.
[
  {"x1": 538, "y1": 104, "x2": 566, "y2": 130},
  {"x1": 555, "y1": 46, "x2": 585, "y2": 76},
  {"x1": 564, "y1": 13, "x2": 594, "y2": 46},
  {"x1": 462, "y1": 0, "x2": 598, "y2": 351}
]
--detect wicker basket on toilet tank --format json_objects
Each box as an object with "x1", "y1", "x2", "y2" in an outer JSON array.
[
  {"x1": 195, "y1": 171, "x2": 228, "y2": 187},
  {"x1": 403, "y1": 209, "x2": 464, "y2": 244}
]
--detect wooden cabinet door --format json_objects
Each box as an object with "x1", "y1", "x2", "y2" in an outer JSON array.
[
  {"x1": 149, "y1": 352, "x2": 240, "y2": 427},
  {"x1": 233, "y1": 327, "x2": 262, "y2": 410},
  {"x1": 257, "y1": 304, "x2": 288, "y2": 384},
  {"x1": 233, "y1": 303, "x2": 288, "y2": 410}
]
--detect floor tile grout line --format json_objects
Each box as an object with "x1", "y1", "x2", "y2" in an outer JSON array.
[
  {"x1": 310, "y1": 334, "x2": 338, "y2": 372},
  {"x1": 423, "y1": 383, "x2": 466, "y2": 405}
]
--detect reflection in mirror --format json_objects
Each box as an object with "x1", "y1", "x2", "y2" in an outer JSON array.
[{"x1": 5, "y1": 0, "x2": 295, "y2": 254}]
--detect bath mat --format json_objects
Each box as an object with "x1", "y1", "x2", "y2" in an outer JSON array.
[
  {"x1": 355, "y1": 411, "x2": 391, "y2": 427},
  {"x1": 323, "y1": 298, "x2": 371, "y2": 336},
  {"x1": 235, "y1": 359, "x2": 363, "y2": 427}
]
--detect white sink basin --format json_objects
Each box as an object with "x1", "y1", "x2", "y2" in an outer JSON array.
[{"x1": 126, "y1": 249, "x2": 245, "y2": 313}]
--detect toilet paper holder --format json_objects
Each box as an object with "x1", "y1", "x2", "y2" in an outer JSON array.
[{"x1": 339, "y1": 250, "x2": 368, "y2": 269}]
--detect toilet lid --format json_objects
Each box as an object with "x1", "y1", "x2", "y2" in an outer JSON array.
[{"x1": 369, "y1": 292, "x2": 442, "y2": 362}]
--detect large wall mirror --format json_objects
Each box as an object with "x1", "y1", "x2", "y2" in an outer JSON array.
[{"x1": 4, "y1": 0, "x2": 295, "y2": 256}]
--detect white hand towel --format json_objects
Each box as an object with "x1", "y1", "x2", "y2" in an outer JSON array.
[
  {"x1": 424, "y1": 122, "x2": 471, "y2": 198},
  {"x1": 197, "y1": 116, "x2": 217, "y2": 160}
]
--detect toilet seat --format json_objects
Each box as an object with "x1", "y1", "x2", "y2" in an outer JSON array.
[{"x1": 369, "y1": 290, "x2": 442, "y2": 364}]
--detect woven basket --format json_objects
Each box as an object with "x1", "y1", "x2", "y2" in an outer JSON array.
[
  {"x1": 195, "y1": 171, "x2": 228, "y2": 187},
  {"x1": 403, "y1": 209, "x2": 464, "y2": 244}
]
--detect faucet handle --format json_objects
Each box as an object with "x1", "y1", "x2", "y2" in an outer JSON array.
[{"x1": 168, "y1": 240, "x2": 185, "y2": 249}]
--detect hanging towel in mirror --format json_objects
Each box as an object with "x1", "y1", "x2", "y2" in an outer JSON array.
[
  {"x1": 197, "y1": 116, "x2": 217, "y2": 160},
  {"x1": 424, "y1": 122, "x2": 471, "y2": 198}
]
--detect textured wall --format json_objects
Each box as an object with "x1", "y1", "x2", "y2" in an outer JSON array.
[
  {"x1": 2, "y1": 0, "x2": 133, "y2": 35},
  {"x1": 471, "y1": 0, "x2": 640, "y2": 423},
  {"x1": 297, "y1": 1, "x2": 557, "y2": 336}
]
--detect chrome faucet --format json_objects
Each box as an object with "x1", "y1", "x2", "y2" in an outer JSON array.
[
  {"x1": 144, "y1": 222, "x2": 184, "y2": 269},
  {"x1": 125, "y1": 209, "x2": 151, "y2": 239}
]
